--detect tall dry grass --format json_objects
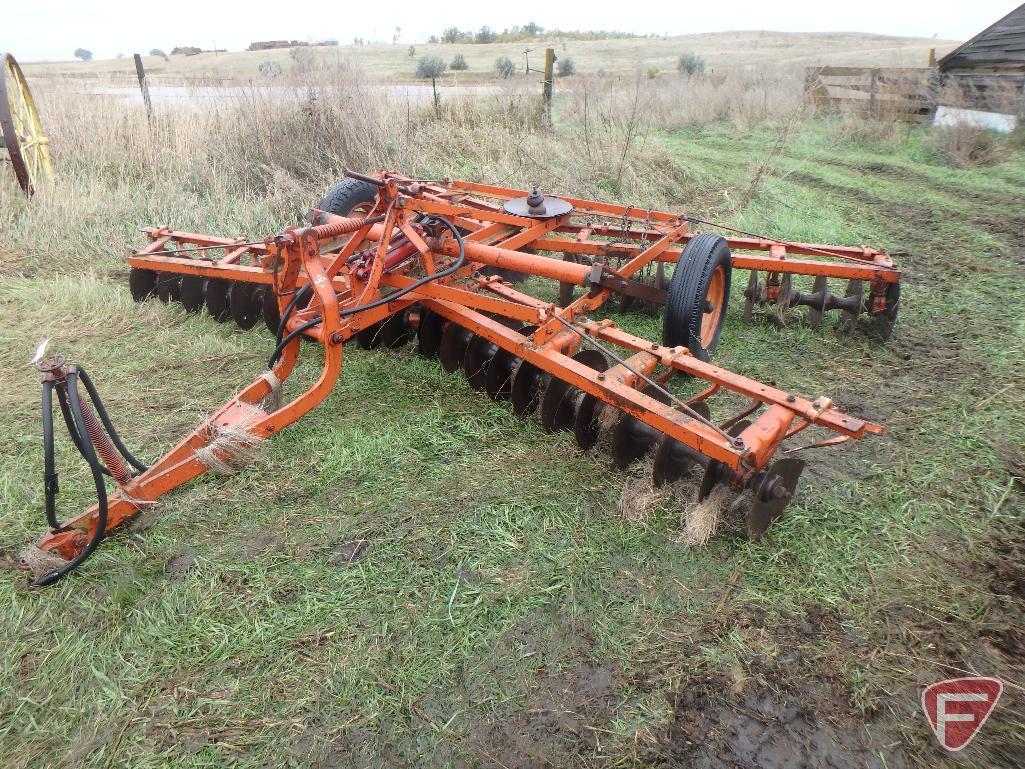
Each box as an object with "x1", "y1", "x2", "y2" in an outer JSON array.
[
  {"x1": 563, "y1": 67, "x2": 806, "y2": 132},
  {"x1": 0, "y1": 60, "x2": 807, "y2": 274}
]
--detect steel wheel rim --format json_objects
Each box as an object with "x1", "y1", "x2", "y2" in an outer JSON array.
[
  {"x1": 0, "y1": 53, "x2": 52, "y2": 195},
  {"x1": 700, "y1": 266, "x2": 727, "y2": 348}
]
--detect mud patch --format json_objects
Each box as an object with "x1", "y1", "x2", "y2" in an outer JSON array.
[
  {"x1": 329, "y1": 539, "x2": 369, "y2": 567},
  {"x1": 164, "y1": 547, "x2": 197, "y2": 578},
  {"x1": 242, "y1": 530, "x2": 288, "y2": 559},
  {"x1": 654, "y1": 671, "x2": 903, "y2": 769},
  {"x1": 472, "y1": 661, "x2": 619, "y2": 769}
]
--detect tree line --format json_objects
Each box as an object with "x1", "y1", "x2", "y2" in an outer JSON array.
[{"x1": 428, "y1": 23, "x2": 640, "y2": 45}]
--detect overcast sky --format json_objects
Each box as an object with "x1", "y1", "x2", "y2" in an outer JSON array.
[{"x1": 3, "y1": 1, "x2": 1019, "y2": 62}]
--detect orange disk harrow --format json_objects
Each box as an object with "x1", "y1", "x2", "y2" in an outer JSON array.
[{"x1": 21, "y1": 171, "x2": 899, "y2": 585}]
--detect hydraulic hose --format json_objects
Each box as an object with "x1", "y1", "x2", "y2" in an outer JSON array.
[
  {"x1": 41, "y1": 381, "x2": 59, "y2": 530},
  {"x1": 33, "y1": 366, "x2": 148, "y2": 586},
  {"x1": 34, "y1": 371, "x2": 110, "y2": 586}
]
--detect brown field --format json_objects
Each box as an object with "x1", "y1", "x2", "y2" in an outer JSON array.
[{"x1": 21, "y1": 30, "x2": 960, "y2": 85}]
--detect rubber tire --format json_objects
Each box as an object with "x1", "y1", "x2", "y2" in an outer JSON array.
[
  {"x1": 663, "y1": 234, "x2": 732, "y2": 361},
  {"x1": 317, "y1": 178, "x2": 378, "y2": 217}
]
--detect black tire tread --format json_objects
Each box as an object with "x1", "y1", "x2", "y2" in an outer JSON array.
[
  {"x1": 663, "y1": 234, "x2": 732, "y2": 361},
  {"x1": 317, "y1": 178, "x2": 378, "y2": 217}
]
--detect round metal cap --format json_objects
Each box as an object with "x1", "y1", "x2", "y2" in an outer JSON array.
[{"x1": 503, "y1": 195, "x2": 573, "y2": 220}]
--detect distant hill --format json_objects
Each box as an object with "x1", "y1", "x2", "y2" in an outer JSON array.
[{"x1": 23, "y1": 31, "x2": 960, "y2": 84}]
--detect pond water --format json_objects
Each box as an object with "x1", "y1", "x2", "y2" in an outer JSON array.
[{"x1": 81, "y1": 83, "x2": 501, "y2": 107}]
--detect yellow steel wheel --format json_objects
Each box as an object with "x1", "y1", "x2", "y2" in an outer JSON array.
[{"x1": 0, "y1": 53, "x2": 52, "y2": 195}]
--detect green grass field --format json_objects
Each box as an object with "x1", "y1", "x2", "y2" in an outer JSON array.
[{"x1": 0, "y1": 77, "x2": 1023, "y2": 767}]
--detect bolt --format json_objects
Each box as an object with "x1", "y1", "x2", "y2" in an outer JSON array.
[
  {"x1": 651, "y1": 342, "x2": 659, "y2": 350},
  {"x1": 330, "y1": 331, "x2": 345, "y2": 344},
  {"x1": 597, "y1": 373, "x2": 605, "y2": 381},
  {"x1": 732, "y1": 437, "x2": 745, "y2": 448},
  {"x1": 786, "y1": 394, "x2": 796, "y2": 403}
]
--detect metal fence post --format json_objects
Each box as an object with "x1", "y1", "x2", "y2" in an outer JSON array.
[{"x1": 133, "y1": 54, "x2": 152, "y2": 118}]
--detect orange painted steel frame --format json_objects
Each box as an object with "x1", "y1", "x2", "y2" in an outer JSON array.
[{"x1": 36, "y1": 173, "x2": 891, "y2": 564}]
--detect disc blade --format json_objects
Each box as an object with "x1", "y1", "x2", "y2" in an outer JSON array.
[
  {"x1": 205, "y1": 278, "x2": 232, "y2": 321},
  {"x1": 611, "y1": 413, "x2": 657, "y2": 469},
  {"x1": 229, "y1": 281, "x2": 263, "y2": 330},
  {"x1": 377, "y1": 313, "x2": 413, "y2": 348},
  {"x1": 743, "y1": 270, "x2": 759, "y2": 322},
  {"x1": 510, "y1": 360, "x2": 546, "y2": 416},
  {"x1": 747, "y1": 457, "x2": 806, "y2": 539},
  {"x1": 809, "y1": 275, "x2": 828, "y2": 328},
  {"x1": 539, "y1": 378, "x2": 574, "y2": 432},
  {"x1": 439, "y1": 323, "x2": 473, "y2": 373},
  {"x1": 180, "y1": 275, "x2": 206, "y2": 313},
  {"x1": 698, "y1": 460, "x2": 726, "y2": 501},
  {"x1": 416, "y1": 308, "x2": 446, "y2": 358},
  {"x1": 841, "y1": 279, "x2": 863, "y2": 326},
  {"x1": 262, "y1": 286, "x2": 281, "y2": 334},
  {"x1": 774, "y1": 273, "x2": 792, "y2": 326},
  {"x1": 571, "y1": 391, "x2": 603, "y2": 451},
  {"x1": 688, "y1": 400, "x2": 711, "y2": 422},
  {"x1": 571, "y1": 349, "x2": 608, "y2": 372},
  {"x1": 540, "y1": 349, "x2": 606, "y2": 432},
  {"x1": 652, "y1": 434, "x2": 703, "y2": 487},
  {"x1": 155, "y1": 272, "x2": 182, "y2": 303},
  {"x1": 464, "y1": 335, "x2": 499, "y2": 390},
  {"x1": 356, "y1": 321, "x2": 383, "y2": 349},
  {"x1": 128, "y1": 268, "x2": 157, "y2": 302},
  {"x1": 485, "y1": 350, "x2": 518, "y2": 400}
]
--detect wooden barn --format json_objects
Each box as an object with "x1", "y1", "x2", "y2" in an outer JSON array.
[{"x1": 938, "y1": 2, "x2": 1025, "y2": 116}]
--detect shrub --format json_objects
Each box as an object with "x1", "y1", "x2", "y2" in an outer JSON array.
[
  {"x1": 149, "y1": 48, "x2": 168, "y2": 60},
  {"x1": 450, "y1": 54, "x2": 468, "y2": 71},
  {"x1": 556, "y1": 58, "x2": 576, "y2": 77},
  {"x1": 646, "y1": 65, "x2": 660, "y2": 79},
  {"x1": 289, "y1": 46, "x2": 315, "y2": 72},
  {"x1": 929, "y1": 123, "x2": 1005, "y2": 169},
  {"x1": 408, "y1": 46, "x2": 416, "y2": 58},
  {"x1": 677, "y1": 52, "x2": 705, "y2": 76},
  {"x1": 495, "y1": 56, "x2": 515, "y2": 79},
  {"x1": 596, "y1": 67, "x2": 606, "y2": 78},
  {"x1": 416, "y1": 55, "x2": 447, "y2": 80},
  {"x1": 257, "y1": 61, "x2": 283, "y2": 78},
  {"x1": 73, "y1": 48, "x2": 93, "y2": 62}
]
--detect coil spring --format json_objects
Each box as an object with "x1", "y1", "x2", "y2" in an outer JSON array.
[
  {"x1": 79, "y1": 398, "x2": 133, "y2": 485},
  {"x1": 308, "y1": 217, "x2": 372, "y2": 241}
]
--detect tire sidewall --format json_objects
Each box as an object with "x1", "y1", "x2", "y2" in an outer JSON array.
[{"x1": 663, "y1": 234, "x2": 732, "y2": 361}]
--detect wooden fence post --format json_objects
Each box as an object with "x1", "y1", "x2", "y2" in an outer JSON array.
[
  {"x1": 869, "y1": 68, "x2": 878, "y2": 118},
  {"x1": 542, "y1": 48, "x2": 555, "y2": 128},
  {"x1": 133, "y1": 54, "x2": 152, "y2": 118}
]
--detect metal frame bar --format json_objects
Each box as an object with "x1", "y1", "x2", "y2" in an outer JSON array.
[{"x1": 31, "y1": 172, "x2": 893, "y2": 572}]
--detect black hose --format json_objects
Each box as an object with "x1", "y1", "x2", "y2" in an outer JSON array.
[
  {"x1": 78, "y1": 368, "x2": 148, "y2": 473},
  {"x1": 267, "y1": 216, "x2": 466, "y2": 368},
  {"x1": 41, "y1": 381, "x2": 59, "y2": 530},
  {"x1": 54, "y1": 385, "x2": 91, "y2": 465},
  {"x1": 274, "y1": 283, "x2": 313, "y2": 350},
  {"x1": 34, "y1": 371, "x2": 109, "y2": 587}
]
